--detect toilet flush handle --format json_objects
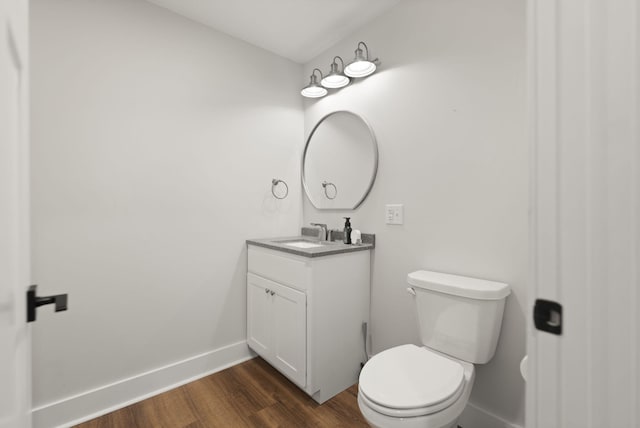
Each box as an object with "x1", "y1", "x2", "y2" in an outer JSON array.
[{"x1": 406, "y1": 287, "x2": 416, "y2": 297}]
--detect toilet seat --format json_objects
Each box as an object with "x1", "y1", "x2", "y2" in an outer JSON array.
[{"x1": 358, "y1": 344, "x2": 466, "y2": 418}]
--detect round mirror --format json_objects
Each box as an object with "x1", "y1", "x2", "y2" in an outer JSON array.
[{"x1": 302, "y1": 111, "x2": 378, "y2": 210}]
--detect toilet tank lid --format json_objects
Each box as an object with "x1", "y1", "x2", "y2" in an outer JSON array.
[{"x1": 407, "y1": 270, "x2": 510, "y2": 300}]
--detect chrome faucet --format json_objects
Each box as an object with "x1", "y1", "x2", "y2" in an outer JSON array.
[{"x1": 310, "y1": 223, "x2": 328, "y2": 241}]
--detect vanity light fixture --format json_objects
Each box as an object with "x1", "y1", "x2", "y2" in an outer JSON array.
[
  {"x1": 344, "y1": 41, "x2": 378, "y2": 78},
  {"x1": 302, "y1": 42, "x2": 379, "y2": 98},
  {"x1": 321, "y1": 56, "x2": 350, "y2": 89},
  {"x1": 301, "y1": 68, "x2": 328, "y2": 98}
]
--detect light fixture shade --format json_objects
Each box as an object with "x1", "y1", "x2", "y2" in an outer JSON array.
[
  {"x1": 344, "y1": 60, "x2": 376, "y2": 78},
  {"x1": 321, "y1": 73, "x2": 349, "y2": 89},
  {"x1": 344, "y1": 42, "x2": 377, "y2": 78},
  {"x1": 301, "y1": 69, "x2": 328, "y2": 98},
  {"x1": 301, "y1": 84, "x2": 327, "y2": 98},
  {"x1": 321, "y1": 57, "x2": 350, "y2": 89}
]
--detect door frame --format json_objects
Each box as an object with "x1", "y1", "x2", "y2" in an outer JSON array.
[{"x1": 0, "y1": 0, "x2": 31, "y2": 427}]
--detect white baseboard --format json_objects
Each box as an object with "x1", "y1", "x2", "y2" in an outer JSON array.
[
  {"x1": 32, "y1": 340, "x2": 255, "y2": 428},
  {"x1": 458, "y1": 401, "x2": 523, "y2": 428}
]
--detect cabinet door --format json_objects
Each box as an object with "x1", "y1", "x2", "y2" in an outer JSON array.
[
  {"x1": 271, "y1": 281, "x2": 306, "y2": 388},
  {"x1": 247, "y1": 273, "x2": 272, "y2": 357}
]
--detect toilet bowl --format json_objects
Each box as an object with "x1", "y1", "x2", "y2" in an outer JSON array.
[
  {"x1": 357, "y1": 270, "x2": 510, "y2": 428},
  {"x1": 357, "y1": 344, "x2": 475, "y2": 428}
]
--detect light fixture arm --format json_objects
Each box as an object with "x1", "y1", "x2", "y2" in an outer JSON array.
[
  {"x1": 312, "y1": 68, "x2": 323, "y2": 81},
  {"x1": 357, "y1": 42, "x2": 369, "y2": 60},
  {"x1": 355, "y1": 41, "x2": 379, "y2": 64},
  {"x1": 333, "y1": 56, "x2": 345, "y2": 71}
]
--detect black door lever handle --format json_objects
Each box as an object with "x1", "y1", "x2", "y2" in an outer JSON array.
[{"x1": 27, "y1": 284, "x2": 68, "y2": 322}]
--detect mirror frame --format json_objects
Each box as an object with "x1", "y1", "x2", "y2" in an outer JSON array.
[{"x1": 301, "y1": 110, "x2": 379, "y2": 210}]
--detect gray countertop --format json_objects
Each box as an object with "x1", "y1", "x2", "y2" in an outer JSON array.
[{"x1": 246, "y1": 235, "x2": 374, "y2": 258}]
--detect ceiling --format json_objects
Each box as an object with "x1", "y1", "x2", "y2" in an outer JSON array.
[{"x1": 145, "y1": 0, "x2": 401, "y2": 63}]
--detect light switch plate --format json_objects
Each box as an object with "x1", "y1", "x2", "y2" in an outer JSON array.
[{"x1": 385, "y1": 204, "x2": 404, "y2": 225}]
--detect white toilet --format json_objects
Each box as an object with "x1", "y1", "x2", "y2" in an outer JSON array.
[{"x1": 358, "y1": 270, "x2": 510, "y2": 428}]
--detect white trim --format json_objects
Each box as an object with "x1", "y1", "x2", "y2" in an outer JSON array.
[
  {"x1": 459, "y1": 402, "x2": 523, "y2": 428},
  {"x1": 32, "y1": 341, "x2": 255, "y2": 428}
]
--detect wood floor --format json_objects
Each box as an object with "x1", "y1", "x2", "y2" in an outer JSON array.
[{"x1": 74, "y1": 357, "x2": 369, "y2": 428}]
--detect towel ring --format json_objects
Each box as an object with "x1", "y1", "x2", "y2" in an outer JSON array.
[
  {"x1": 271, "y1": 179, "x2": 289, "y2": 199},
  {"x1": 322, "y1": 181, "x2": 337, "y2": 200}
]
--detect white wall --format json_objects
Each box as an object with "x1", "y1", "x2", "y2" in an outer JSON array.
[
  {"x1": 302, "y1": 0, "x2": 527, "y2": 425},
  {"x1": 30, "y1": 0, "x2": 302, "y2": 423}
]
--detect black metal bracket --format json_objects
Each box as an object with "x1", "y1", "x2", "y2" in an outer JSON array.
[{"x1": 27, "y1": 284, "x2": 68, "y2": 323}]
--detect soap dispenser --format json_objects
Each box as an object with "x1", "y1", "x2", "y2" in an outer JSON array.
[{"x1": 343, "y1": 217, "x2": 352, "y2": 244}]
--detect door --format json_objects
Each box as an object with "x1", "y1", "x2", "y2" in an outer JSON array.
[
  {"x1": 528, "y1": 0, "x2": 640, "y2": 426},
  {"x1": 247, "y1": 273, "x2": 272, "y2": 356},
  {"x1": 0, "y1": 0, "x2": 31, "y2": 427},
  {"x1": 271, "y1": 280, "x2": 306, "y2": 388}
]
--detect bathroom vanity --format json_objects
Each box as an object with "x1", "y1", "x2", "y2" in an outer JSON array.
[{"x1": 246, "y1": 233, "x2": 373, "y2": 403}]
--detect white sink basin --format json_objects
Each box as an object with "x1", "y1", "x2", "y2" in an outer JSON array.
[{"x1": 284, "y1": 241, "x2": 324, "y2": 249}]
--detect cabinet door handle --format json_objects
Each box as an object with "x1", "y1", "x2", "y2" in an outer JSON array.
[
  {"x1": 265, "y1": 288, "x2": 270, "y2": 294},
  {"x1": 270, "y1": 290, "x2": 275, "y2": 296}
]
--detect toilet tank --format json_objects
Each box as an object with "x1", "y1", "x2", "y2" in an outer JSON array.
[{"x1": 407, "y1": 270, "x2": 510, "y2": 364}]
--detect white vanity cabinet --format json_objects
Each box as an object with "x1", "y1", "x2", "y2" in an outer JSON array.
[
  {"x1": 247, "y1": 273, "x2": 306, "y2": 387},
  {"x1": 247, "y1": 243, "x2": 371, "y2": 404}
]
